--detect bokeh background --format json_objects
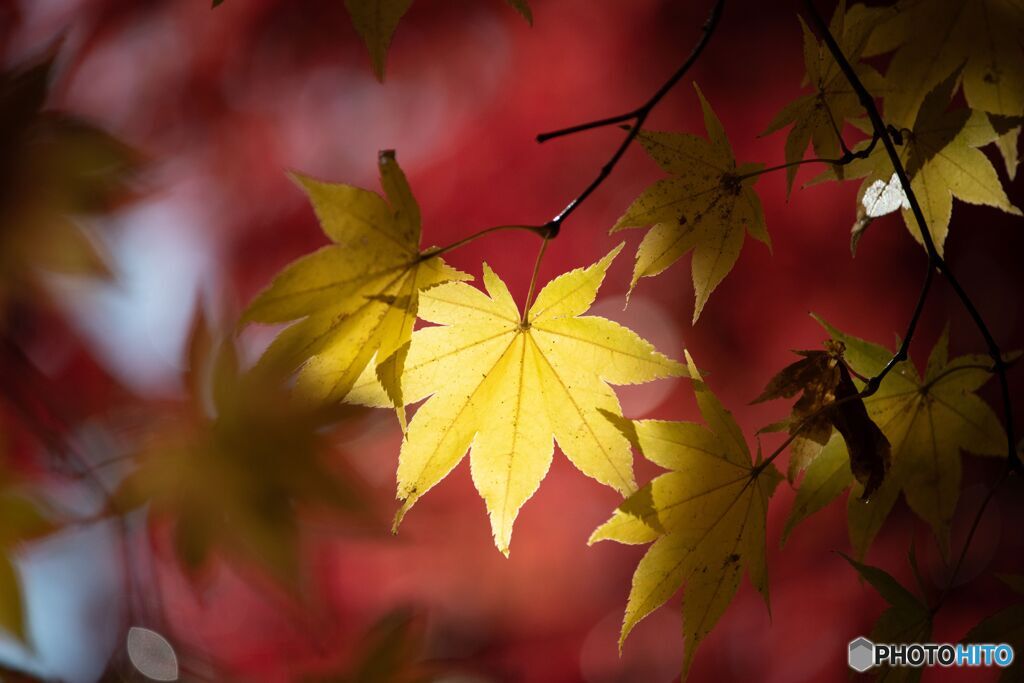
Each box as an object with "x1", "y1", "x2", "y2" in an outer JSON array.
[{"x1": 1, "y1": 0, "x2": 1023, "y2": 681}]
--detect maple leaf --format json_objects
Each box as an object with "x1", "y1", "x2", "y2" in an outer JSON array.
[
  {"x1": 344, "y1": 0, "x2": 532, "y2": 80},
  {"x1": 761, "y1": 2, "x2": 884, "y2": 194},
  {"x1": 783, "y1": 316, "x2": 1008, "y2": 557},
  {"x1": 242, "y1": 151, "x2": 470, "y2": 413},
  {"x1": 873, "y1": 0, "x2": 1024, "y2": 135},
  {"x1": 589, "y1": 352, "x2": 782, "y2": 679},
  {"x1": 965, "y1": 575, "x2": 1024, "y2": 682},
  {"x1": 754, "y1": 340, "x2": 891, "y2": 494},
  {"x1": 841, "y1": 552, "x2": 932, "y2": 683},
  {"x1": 114, "y1": 315, "x2": 368, "y2": 585},
  {"x1": 0, "y1": 56, "x2": 138, "y2": 313},
  {"x1": 346, "y1": 245, "x2": 686, "y2": 555},
  {"x1": 819, "y1": 69, "x2": 1021, "y2": 254},
  {"x1": 612, "y1": 83, "x2": 770, "y2": 323},
  {"x1": 0, "y1": 491, "x2": 54, "y2": 644}
]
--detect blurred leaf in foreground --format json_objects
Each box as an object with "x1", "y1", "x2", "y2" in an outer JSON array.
[
  {"x1": 113, "y1": 310, "x2": 371, "y2": 586},
  {"x1": 0, "y1": 54, "x2": 139, "y2": 317}
]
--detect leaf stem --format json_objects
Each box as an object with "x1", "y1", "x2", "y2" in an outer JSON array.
[
  {"x1": 522, "y1": 236, "x2": 550, "y2": 324},
  {"x1": 535, "y1": 0, "x2": 726, "y2": 237},
  {"x1": 803, "y1": 0, "x2": 1020, "y2": 472}
]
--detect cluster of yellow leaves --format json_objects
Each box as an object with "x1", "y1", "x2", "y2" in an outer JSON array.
[
  {"x1": 615, "y1": 84, "x2": 769, "y2": 322},
  {"x1": 0, "y1": 57, "x2": 138, "y2": 317},
  {"x1": 242, "y1": 151, "x2": 469, "y2": 414},
  {"x1": 589, "y1": 352, "x2": 781, "y2": 679},
  {"x1": 347, "y1": 246, "x2": 685, "y2": 555},
  {"x1": 774, "y1": 1, "x2": 1024, "y2": 253},
  {"x1": 114, "y1": 315, "x2": 368, "y2": 585},
  {"x1": 821, "y1": 69, "x2": 1021, "y2": 254},
  {"x1": 783, "y1": 317, "x2": 1009, "y2": 557}
]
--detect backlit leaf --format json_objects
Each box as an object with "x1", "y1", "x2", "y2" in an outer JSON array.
[
  {"x1": 242, "y1": 151, "x2": 470, "y2": 412},
  {"x1": 613, "y1": 84, "x2": 769, "y2": 323},
  {"x1": 590, "y1": 352, "x2": 781, "y2": 679},
  {"x1": 784, "y1": 317, "x2": 1008, "y2": 557},
  {"x1": 347, "y1": 246, "x2": 686, "y2": 555},
  {"x1": 762, "y1": 2, "x2": 885, "y2": 194}
]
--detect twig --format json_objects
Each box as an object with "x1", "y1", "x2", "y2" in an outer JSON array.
[
  {"x1": 535, "y1": 0, "x2": 726, "y2": 237},
  {"x1": 803, "y1": 0, "x2": 1020, "y2": 472},
  {"x1": 735, "y1": 130, "x2": 880, "y2": 181},
  {"x1": 422, "y1": 224, "x2": 548, "y2": 260}
]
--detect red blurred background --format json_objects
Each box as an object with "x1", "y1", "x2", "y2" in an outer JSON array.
[{"x1": 1, "y1": 0, "x2": 1023, "y2": 681}]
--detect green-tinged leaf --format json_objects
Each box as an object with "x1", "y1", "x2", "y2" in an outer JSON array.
[
  {"x1": 591, "y1": 351, "x2": 780, "y2": 679},
  {"x1": 842, "y1": 553, "x2": 932, "y2": 683},
  {"x1": 796, "y1": 317, "x2": 1008, "y2": 557},
  {"x1": 613, "y1": 83, "x2": 769, "y2": 322},
  {"x1": 781, "y1": 433, "x2": 852, "y2": 544}
]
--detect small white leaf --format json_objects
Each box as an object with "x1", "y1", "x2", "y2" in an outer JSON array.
[
  {"x1": 127, "y1": 626, "x2": 179, "y2": 681},
  {"x1": 862, "y1": 172, "x2": 910, "y2": 218}
]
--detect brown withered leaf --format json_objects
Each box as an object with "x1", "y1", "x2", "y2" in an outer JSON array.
[{"x1": 756, "y1": 339, "x2": 890, "y2": 497}]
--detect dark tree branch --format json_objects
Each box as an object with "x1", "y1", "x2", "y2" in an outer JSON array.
[
  {"x1": 536, "y1": 0, "x2": 726, "y2": 237},
  {"x1": 803, "y1": 0, "x2": 1020, "y2": 472}
]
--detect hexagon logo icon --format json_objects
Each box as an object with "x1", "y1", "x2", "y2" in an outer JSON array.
[{"x1": 848, "y1": 637, "x2": 875, "y2": 673}]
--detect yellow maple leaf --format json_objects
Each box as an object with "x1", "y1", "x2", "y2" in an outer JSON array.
[
  {"x1": 344, "y1": 0, "x2": 532, "y2": 80},
  {"x1": 762, "y1": 2, "x2": 884, "y2": 194},
  {"x1": 821, "y1": 69, "x2": 1021, "y2": 254},
  {"x1": 347, "y1": 245, "x2": 686, "y2": 555},
  {"x1": 242, "y1": 151, "x2": 470, "y2": 412},
  {"x1": 589, "y1": 352, "x2": 782, "y2": 679},
  {"x1": 612, "y1": 84, "x2": 770, "y2": 323},
  {"x1": 784, "y1": 316, "x2": 1009, "y2": 557}
]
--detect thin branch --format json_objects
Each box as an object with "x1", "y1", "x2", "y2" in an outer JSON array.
[
  {"x1": 804, "y1": 0, "x2": 1020, "y2": 472},
  {"x1": 863, "y1": 262, "x2": 934, "y2": 395},
  {"x1": 536, "y1": 0, "x2": 726, "y2": 236},
  {"x1": 422, "y1": 223, "x2": 548, "y2": 260},
  {"x1": 735, "y1": 130, "x2": 880, "y2": 181}
]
